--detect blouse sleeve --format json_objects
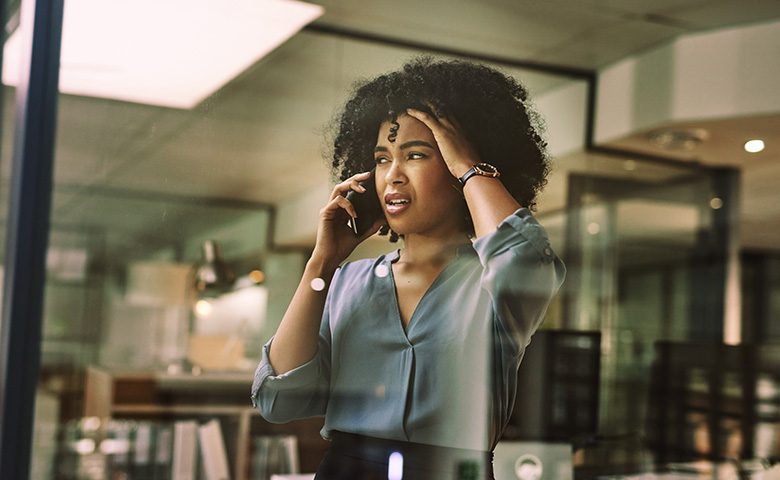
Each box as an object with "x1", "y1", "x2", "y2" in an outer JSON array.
[
  {"x1": 472, "y1": 207, "x2": 566, "y2": 358},
  {"x1": 249, "y1": 268, "x2": 339, "y2": 423}
]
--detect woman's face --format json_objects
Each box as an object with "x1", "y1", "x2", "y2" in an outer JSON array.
[{"x1": 373, "y1": 113, "x2": 467, "y2": 238}]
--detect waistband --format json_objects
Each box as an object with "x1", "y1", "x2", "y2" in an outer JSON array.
[{"x1": 329, "y1": 430, "x2": 494, "y2": 476}]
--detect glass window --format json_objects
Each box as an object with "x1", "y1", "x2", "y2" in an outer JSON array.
[{"x1": 4, "y1": 3, "x2": 775, "y2": 479}]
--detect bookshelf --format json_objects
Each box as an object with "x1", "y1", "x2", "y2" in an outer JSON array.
[
  {"x1": 84, "y1": 365, "x2": 329, "y2": 479},
  {"x1": 646, "y1": 341, "x2": 780, "y2": 464}
]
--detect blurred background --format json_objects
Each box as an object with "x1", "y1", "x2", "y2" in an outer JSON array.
[{"x1": 1, "y1": 0, "x2": 779, "y2": 479}]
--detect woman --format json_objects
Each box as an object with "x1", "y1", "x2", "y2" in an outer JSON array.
[{"x1": 250, "y1": 57, "x2": 566, "y2": 479}]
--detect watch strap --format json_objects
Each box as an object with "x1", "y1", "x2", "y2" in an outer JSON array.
[
  {"x1": 458, "y1": 162, "x2": 500, "y2": 186},
  {"x1": 458, "y1": 167, "x2": 480, "y2": 186}
]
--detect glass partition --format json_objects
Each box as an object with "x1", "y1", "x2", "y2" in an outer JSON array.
[
  {"x1": 6, "y1": 16, "x2": 587, "y2": 478},
  {"x1": 3, "y1": 4, "x2": 757, "y2": 479}
]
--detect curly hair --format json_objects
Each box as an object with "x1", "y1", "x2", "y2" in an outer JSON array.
[{"x1": 327, "y1": 56, "x2": 551, "y2": 242}]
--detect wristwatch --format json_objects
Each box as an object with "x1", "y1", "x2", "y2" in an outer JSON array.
[{"x1": 458, "y1": 162, "x2": 501, "y2": 186}]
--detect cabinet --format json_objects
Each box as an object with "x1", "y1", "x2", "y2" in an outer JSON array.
[
  {"x1": 84, "y1": 366, "x2": 329, "y2": 479},
  {"x1": 503, "y1": 330, "x2": 601, "y2": 441},
  {"x1": 646, "y1": 342, "x2": 780, "y2": 463}
]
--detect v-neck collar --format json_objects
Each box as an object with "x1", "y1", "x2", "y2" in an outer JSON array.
[
  {"x1": 385, "y1": 241, "x2": 476, "y2": 265},
  {"x1": 384, "y1": 242, "x2": 475, "y2": 344}
]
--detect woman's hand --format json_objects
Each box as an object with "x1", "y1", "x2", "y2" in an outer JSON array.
[
  {"x1": 311, "y1": 171, "x2": 385, "y2": 269},
  {"x1": 405, "y1": 107, "x2": 479, "y2": 179}
]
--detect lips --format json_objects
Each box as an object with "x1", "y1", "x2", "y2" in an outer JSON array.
[{"x1": 384, "y1": 192, "x2": 412, "y2": 215}]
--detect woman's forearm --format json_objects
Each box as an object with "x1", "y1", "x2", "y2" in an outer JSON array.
[
  {"x1": 462, "y1": 175, "x2": 522, "y2": 239},
  {"x1": 266, "y1": 255, "x2": 339, "y2": 375}
]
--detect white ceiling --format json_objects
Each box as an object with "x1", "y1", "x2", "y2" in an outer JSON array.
[
  {"x1": 310, "y1": 0, "x2": 780, "y2": 69},
  {"x1": 604, "y1": 114, "x2": 780, "y2": 250},
  {"x1": 1, "y1": 0, "x2": 779, "y2": 262}
]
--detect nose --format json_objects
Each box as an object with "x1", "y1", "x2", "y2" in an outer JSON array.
[{"x1": 384, "y1": 158, "x2": 407, "y2": 186}]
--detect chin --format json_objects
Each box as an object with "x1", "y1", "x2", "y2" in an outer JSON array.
[{"x1": 385, "y1": 222, "x2": 407, "y2": 236}]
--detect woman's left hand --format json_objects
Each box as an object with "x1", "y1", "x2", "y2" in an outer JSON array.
[{"x1": 405, "y1": 107, "x2": 479, "y2": 179}]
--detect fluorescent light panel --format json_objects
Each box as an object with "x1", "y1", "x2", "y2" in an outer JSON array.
[{"x1": 2, "y1": 0, "x2": 324, "y2": 109}]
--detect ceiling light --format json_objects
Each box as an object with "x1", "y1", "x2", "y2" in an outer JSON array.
[
  {"x1": 2, "y1": 0, "x2": 323, "y2": 109},
  {"x1": 710, "y1": 197, "x2": 723, "y2": 210},
  {"x1": 744, "y1": 139, "x2": 765, "y2": 153},
  {"x1": 648, "y1": 128, "x2": 709, "y2": 151}
]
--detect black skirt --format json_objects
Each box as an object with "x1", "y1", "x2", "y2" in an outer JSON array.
[{"x1": 314, "y1": 431, "x2": 495, "y2": 480}]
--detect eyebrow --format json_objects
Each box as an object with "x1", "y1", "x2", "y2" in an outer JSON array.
[{"x1": 374, "y1": 140, "x2": 435, "y2": 153}]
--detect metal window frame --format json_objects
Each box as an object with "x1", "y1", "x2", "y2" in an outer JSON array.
[{"x1": 0, "y1": 0, "x2": 64, "y2": 478}]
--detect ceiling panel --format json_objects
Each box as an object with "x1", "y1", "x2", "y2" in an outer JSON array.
[
  {"x1": 655, "y1": 0, "x2": 780, "y2": 29},
  {"x1": 536, "y1": 18, "x2": 686, "y2": 69},
  {"x1": 2, "y1": 1, "x2": 778, "y2": 261}
]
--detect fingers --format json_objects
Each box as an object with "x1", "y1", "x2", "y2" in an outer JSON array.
[
  {"x1": 406, "y1": 107, "x2": 462, "y2": 141},
  {"x1": 437, "y1": 113, "x2": 461, "y2": 131},
  {"x1": 330, "y1": 171, "x2": 371, "y2": 201},
  {"x1": 405, "y1": 108, "x2": 443, "y2": 132},
  {"x1": 321, "y1": 194, "x2": 358, "y2": 220},
  {"x1": 413, "y1": 104, "x2": 460, "y2": 129}
]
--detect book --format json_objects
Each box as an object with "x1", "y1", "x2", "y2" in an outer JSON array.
[
  {"x1": 131, "y1": 421, "x2": 155, "y2": 479},
  {"x1": 105, "y1": 420, "x2": 133, "y2": 479},
  {"x1": 197, "y1": 419, "x2": 231, "y2": 480},
  {"x1": 155, "y1": 423, "x2": 174, "y2": 480},
  {"x1": 172, "y1": 420, "x2": 199, "y2": 480}
]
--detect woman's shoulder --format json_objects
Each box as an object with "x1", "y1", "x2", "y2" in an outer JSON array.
[
  {"x1": 324, "y1": 250, "x2": 397, "y2": 308},
  {"x1": 335, "y1": 249, "x2": 400, "y2": 282}
]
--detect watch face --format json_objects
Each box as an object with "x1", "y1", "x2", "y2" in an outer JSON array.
[{"x1": 476, "y1": 162, "x2": 500, "y2": 177}]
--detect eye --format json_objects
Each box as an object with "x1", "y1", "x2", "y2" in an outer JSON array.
[
  {"x1": 374, "y1": 156, "x2": 389, "y2": 165},
  {"x1": 408, "y1": 152, "x2": 426, "y2": 160}
]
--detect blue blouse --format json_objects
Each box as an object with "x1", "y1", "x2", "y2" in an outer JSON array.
[{"x1": 250, "y1": 207, "x2": 566, "y2": 451}]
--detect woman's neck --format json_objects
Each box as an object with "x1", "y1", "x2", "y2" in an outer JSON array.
[{"x1": 397, "y1": 231, "x2": 471, "y2": 267}]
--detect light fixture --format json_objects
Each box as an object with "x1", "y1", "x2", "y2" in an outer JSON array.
[
  {"x1": 710, "y1": 197, "x2": 723, "y2": 210},
  {"x1": 2, "y1": 0, "x2": 323, "y2": 109},
  {"x1": 249, "y1": 270, "x2": 265, "y2": 284},
  {"x1": 193, "y1": 240, "x2": 235, "y2": 296},
  {"x1": 233, "y1": 269, "x2": 266, "y2": 289},
  {"x1": 194, "y1": 299, "x2": 213, "y2": 317},
  {"x1": 744, "y1": 139, "x2": 765, "y2": 153}
]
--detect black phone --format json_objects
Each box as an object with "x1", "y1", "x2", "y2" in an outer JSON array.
[{"x1": 344, "y1": 168, "x2": 384, "y2": 236}]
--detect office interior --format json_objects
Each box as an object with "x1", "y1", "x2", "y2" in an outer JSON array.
[{"x1": 1, "y1": 0, "x2": 780, "y2": 479}]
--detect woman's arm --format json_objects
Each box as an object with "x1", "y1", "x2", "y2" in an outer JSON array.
[
  {"x1": 268, "y1": 170, "x2": 382, "y2": 375},
  {"x1": 461, "y1": 175, "x2": 521, "y2": 239},
  {"x1": 403, "y1": 109, "x2": 564, "y2": 355},
  {"x1": 251, "y1": 259, "x2": 338, "y2": 421},
  {"x1": 471, "y1": 209, "x2": 566, "y2": 356},
  {"x1": 404, "y1": 107, "x2": 520, "y2": 238},
  {"x1": 267, "y1": 255, "x2": 338, "y2": 375}
]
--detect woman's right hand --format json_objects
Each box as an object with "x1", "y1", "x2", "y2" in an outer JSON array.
[{"x1": 311, "y1": 171, "x2": 385, "y2": 268}]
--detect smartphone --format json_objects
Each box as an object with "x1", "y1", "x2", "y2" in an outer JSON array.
[{"x1": 344, "y1": 168, "x2": 384, "y2": 236}]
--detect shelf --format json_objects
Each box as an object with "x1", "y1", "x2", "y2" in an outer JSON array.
[
  {"x1": 84, "y1": 364, "x2": 329, "y2": 480},
  {"x1": 113, "y1": 404, "x2": 259, "y2": 416}
]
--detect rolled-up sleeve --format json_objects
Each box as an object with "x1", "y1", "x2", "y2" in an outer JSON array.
[
  {"x1": 472, "y1": 207, "x2": 566, "y2": 358},
  {"x1": 249, "y1": 269, "x2": 338, "y2": 423}
]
